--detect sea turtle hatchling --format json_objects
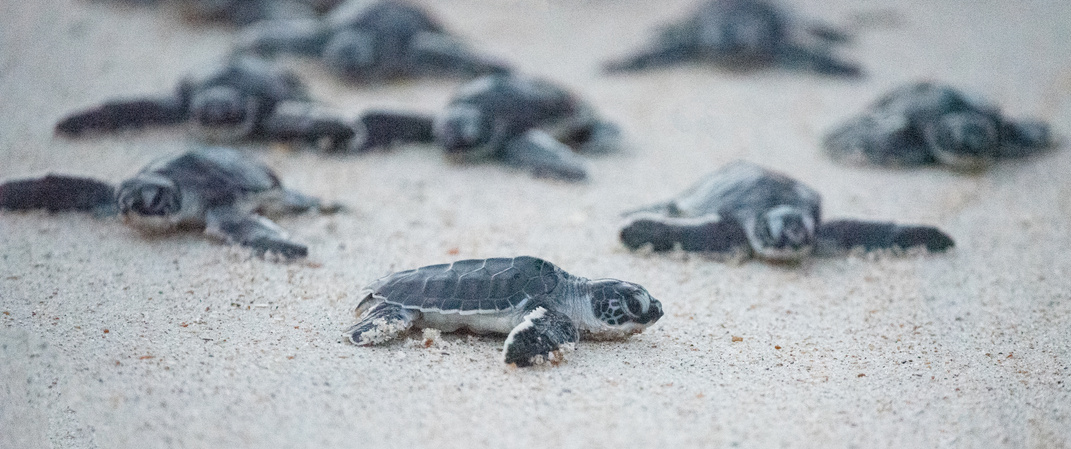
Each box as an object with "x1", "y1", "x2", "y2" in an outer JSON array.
[
  {"x1": 352, "y1": 73, "x2": 622, "y2": 181},
  {"x1": 604, "y1": 0, "x2": 861, "y2": 77},
  {"x1": 344, "y1": 256, "x2": 663, "y2": 367},
  {"x1": 0, "y1": 147, "x2": 338, "y2": 260},
  {"x1": 823, "y1": 82, "x2": 1054, "y2": 170},
  {"x1": 236, "y1": 0, "x2": 509, "y2": 82},
  {"x1": 620, "y1": 161, "x2": 954, "y2": 262},
  {"x1": 55, "y1": 57, "x2": 356, "y2": 151}
]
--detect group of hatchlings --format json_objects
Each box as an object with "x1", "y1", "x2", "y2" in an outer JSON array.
[{"x1": 1, "y1": 0, "x2": 1058, "y2": 367}]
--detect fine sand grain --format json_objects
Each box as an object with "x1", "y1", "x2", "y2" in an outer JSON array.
[{"x1": 2, "y1": 0, "x2": 1070, "y2": 447}]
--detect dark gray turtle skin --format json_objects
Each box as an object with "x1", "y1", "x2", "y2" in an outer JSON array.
[
  {"x1": 352, "y1": 73, "x2": 622, "y2": 181},
  {"x1": 236, "y1": 0, "x2": 509, "y2": 82},
  {"x1": 604, "y1": 0, "x2": 861, "y2": 77},
  {"x1": 620, "y1": 161, "x2": 954, "y2": 262},
  {"x1": 101, "y1": 0, "x2": 343, "y2": 26},
  {"x1": 55, "y1": 57, "x2": 356, "y2": 151},
  {"x1": 824, "y1": 82, "x2": 1054, "y2": 170},
  {"x1": 343, "y1": 256, "x2": 663, "y2": 367},
  {"x1": 0, "y1": 147, "x2": 339, "y2": 260}
]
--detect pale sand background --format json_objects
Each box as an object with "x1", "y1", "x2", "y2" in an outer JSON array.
[{"x1": 1, "y1": 1, "x2": 1070, "y2": 447}]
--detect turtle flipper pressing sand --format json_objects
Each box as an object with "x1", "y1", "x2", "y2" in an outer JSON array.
[
  {"x1": 351, "y1": 73, "x2": 621, "y2": 181},
  {"x1": 604, "y1": 0, "x2": 861, "y2": 77},
  {"x1": 0, "y1": 147, "x2": 339, "y2": 260},
  {"x1": 824, "y1": 82, "x2": 1055, "y2": 169},
  {"x1": 620, "y1": 161, "x2": 953, "y2": 262},
  {"x1": 55, "y1": 57, "x2": 356, "y2": 151},
  {"x1": 236, "y1": 0, "x2": 509, "y2": 82},
  {"x1": 343, "y1": 256, "x2": 663, "y2": 367}
]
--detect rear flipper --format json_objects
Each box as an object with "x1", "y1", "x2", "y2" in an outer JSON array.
[
  {"x1": 814, "y1": 219, "x2": 954, "y2": 256},
  {"x1": 353, "y1": 110, "x2": 436, "y2": 152},
  {"x1": 823, "y1": 112, "x2": 934, "y2": 166},
  {"x1": 603, "y1": 43, "x2": 696, "y2": 73},
  {"x1": 205, "y1": 207, "x2": 307, "y2": 260},
  {"x1": 343, "y1": 302, "x2": 419, "y2": 345},
  {"x1": 998, "y1": 119, "x2": 1054, "y2": 158},
  {"x1": 777, "y1": 44, "x2": 862, "y2": 78},
  {"x1": 234, "y1": 18, "x2": 329, "y2": 57},
  {"x1": 55, "y1": 89, "x2": 190, "y2": 136},
  {"x1": 254, "y1": 101, "x2": 357, "y2": 151},
  {"x1": 503, "y1": 307, "x2": 579, "y2": 367},
  {"x1": 409, "y1": 32, "x2": 511, "y2": 77},
  {"x1": 619, "y1": 213, "x2": 751, "y2": 256},
  {"x1": 501, "y1": 130, "x2": 589, "y2": 182},
  {"x1": 0, "y1": 174, "x2": 117, "y2": 216}
]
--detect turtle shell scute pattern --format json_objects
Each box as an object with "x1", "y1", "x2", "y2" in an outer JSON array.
[{"x1": 371, "y1": 256, "x2": 563, "y2": 314}]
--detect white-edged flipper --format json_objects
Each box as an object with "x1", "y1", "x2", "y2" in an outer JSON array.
[
  {"x1": 620, "y1": 213, "x2": 751, "y2": 255},
  {"x1": 501, "y1": 129, "x2": 589, "y2": 182},
  {"x1": 0, "y1": 175, "x2": 117, "y2": 216},
  {"x1": 354, "y1": 110, "x2": 436, "y2": 151},
  {"x1": 343, "y1": 301, "x2": 419, "y2": 345},
  {"x1": 205, "y1": 206, "x2": 307, "y2": 259},
  {"x1": 814, "y1": 219, "x2": 954, "y2": 256},
  {"x1": 502, "y1": 307, "x2": 579, "y2": 367}
]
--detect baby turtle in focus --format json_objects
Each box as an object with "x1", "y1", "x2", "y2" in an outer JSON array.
[
  {"x1": 344, "y1": 256, "x2": 663, "y2": 367},
  {"x1": 55, "y1": 57, "x2": 356, "y2": 151},
  {"x1": 604, "y1": 0, "x2": 861, "y2": 77},
  {"x1": 0, "y1": 147, "x2": 338, "y2": 260},
  {"x1": 824, "y1": 82, "x2": 1054, "y2": 170},
  {"x1": 236, "y1": 0, "x2": 509, "y2": 82},
  {"x1": 620, "y1": 161, "x2": 953, "y2": 262},
  {"x1": 353, "y1": 73, "x2": 621, "y2": 181}
]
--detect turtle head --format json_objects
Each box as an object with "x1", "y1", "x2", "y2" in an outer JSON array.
[
  {"x1": 117, "y1": 173, "x2": 181, "y2": 220},
  {"x1": 323, "y1": 30, "x2": 379, "y2": 80},
  {"x1": 750, "y1": 204, "x2": 815, "y2": 261},
  {"x1": 924, "y1": 111, "x2": 1000, "y2": 170},
  {"x1": 588, "y1": 279, "x2": 663, "y2": 331},
  {"x1": 434, "y1": 103, "x2": 494, "y2": 157},
  {"x1": 191, "y1": 85, "x2": 257, "y2": 140}
]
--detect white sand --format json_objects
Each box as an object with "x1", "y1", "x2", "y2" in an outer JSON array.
[{"x1": 2, "y1": 0, "x2": 1070, "y2": 447}]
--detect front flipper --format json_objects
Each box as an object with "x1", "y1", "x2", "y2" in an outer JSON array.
[
  {"x1": 603, "y1": 42, "x2": 697, "y2": 74},
  {"x1": 409, "y1": 32, "x2": 511, "y2": 77},
  {"x1": 0, "y1": 174, "x2": 117, "y2": 216},
  {"x1": 998, "y1": 119, "x2": 1054, "y2": 159},
  {"x1": 776, "y1": 44, "x2": 862, "y2": 78},
  {"x1": 204, "y1": 207, "x2": 307, "y2": 260},
  {"x1": 234, "y1": 19, "x2": 329, "y2": 57},
  {"x1": 620, "y1": 213, "x2": 751, "y2": 257},
  {"x1": 503, "y1": 307, "x2": 579, "y2": 367},
  {"x1": 343, "y1": 301, "x2": 419, "y2": 345},
  {"x1": 353, "y1": 110, "x2": 436, "y2": 152},
  {"x1": 823, "y1": 112, "x2": 935, "y2": 167},
  {"x1": 500, "y1": 130, "x2": 588, "y2": 182},
  {"x1": 254, "y1": 101, "x2": 357, "y2": 151},
  {"x1": 55, "y1": 90, "x2": 189, "y2": 136},
  {"x1": 814, "y1": 219, "x2": 954, "y2": 256}
]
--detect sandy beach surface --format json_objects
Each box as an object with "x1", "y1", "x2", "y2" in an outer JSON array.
[{"x1": 2, "y1": 0, "x2": 1070, "y2": 447}]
